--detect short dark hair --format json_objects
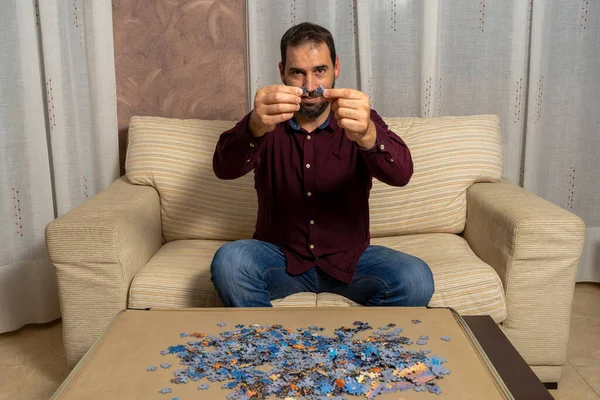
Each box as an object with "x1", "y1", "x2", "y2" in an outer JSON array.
[{"x1": 280, "y1": 22, "x2": 336, "y2": 69}]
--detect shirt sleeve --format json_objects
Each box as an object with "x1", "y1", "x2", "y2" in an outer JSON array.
[
  {"x1": 213, "y1": 111, "x2": 267, "y2": 180},
  {"x1": 358, "y1": 109, "x2": 414, "y2": 187}
]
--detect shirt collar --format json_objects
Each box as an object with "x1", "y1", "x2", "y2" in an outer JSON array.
[{"x1": 288, "y1": 111, "x2": 335, "y2": 133}]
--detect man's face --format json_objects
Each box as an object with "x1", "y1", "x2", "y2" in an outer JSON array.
[{"x1": 279, "y1": 43, "x2": 340, "y2": 120}]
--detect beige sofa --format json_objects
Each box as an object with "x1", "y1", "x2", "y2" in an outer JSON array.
[{"x1": 46, "y1": 114, "x2": 585, "y2": 384}]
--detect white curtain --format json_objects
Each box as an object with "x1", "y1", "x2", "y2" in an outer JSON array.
[
  {"x1": 248, "y1": 0, "x2": 599, "y2": 282},
  {"x1": 525, "y1": 0, "x2": 599, "y2": 282},
  {"x1": 0, "y1": 0, "x2": 119, "y2": 332}
]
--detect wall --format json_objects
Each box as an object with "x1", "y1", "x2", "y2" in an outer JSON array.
[{"x1": 112, "y1": 0, "x2": 248, "y2": 173}]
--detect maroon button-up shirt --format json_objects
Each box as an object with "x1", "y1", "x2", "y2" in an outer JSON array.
[{"x1": 213, "y1": 109, "x2": 413, "y2": 283}]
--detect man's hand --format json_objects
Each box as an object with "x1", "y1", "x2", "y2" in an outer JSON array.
[
  {"x1": 249, "y1": 85, "x2": 303, "y2": 138},
  {"x1": 324, "y1": 88, "x2": 376, "y2": 149}
]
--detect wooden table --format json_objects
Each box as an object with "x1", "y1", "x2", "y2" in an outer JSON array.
[
  {"x1": 52, "y1": 308, "x2": 554, "y2": 399},
  {"x1": 463, "y1": 315, "x2": 554, "y2": 400}
]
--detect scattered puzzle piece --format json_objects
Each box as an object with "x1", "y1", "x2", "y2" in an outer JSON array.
[
  {"x1": 428, "y1": 384, "x2": 442, "y2": 395},
  {"x1": 151, "y1": 321, "x2": 451, "y2": 399}
]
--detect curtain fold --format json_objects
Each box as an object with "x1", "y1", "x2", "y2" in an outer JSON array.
[
  {"x1": 524, "y1": 0, "x2": 600, "y2": 282},
  {"x1": 38, "y1": 0, "x2": 119, "y2": 216},
  {"x1": 0, "y1": 0, "x2": 119, "y2": 332},
  {"x1": 247, "y1": 0, "x2": 599, "y2": 282}
]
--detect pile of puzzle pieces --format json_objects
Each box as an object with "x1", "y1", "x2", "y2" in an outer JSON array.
[{"x1": 149, "y1": 320, "x2": 451, "y2": 399}]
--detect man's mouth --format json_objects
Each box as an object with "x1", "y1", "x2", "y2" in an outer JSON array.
[{"x1": 301, "y1": 97, "x2": 319, "y2": 104}]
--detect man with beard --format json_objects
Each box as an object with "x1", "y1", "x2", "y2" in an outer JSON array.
[{"x1": 211, "y1": 22, "x2": 434, "y2": 307}]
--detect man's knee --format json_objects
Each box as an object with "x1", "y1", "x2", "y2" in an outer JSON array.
[
  {"x1": 210, "y1": 239, "x2": 260, "y2": 281},
  {"x1": 211, "y1": 240, "x2": 277, "y2": 307},
  {"x1": 400, "y1": 256, "x2": 434, "y2": 305}
]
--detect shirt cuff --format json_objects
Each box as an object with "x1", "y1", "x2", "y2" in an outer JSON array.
[
  {"x1": 357, "y1": 120, "x2": 391, "y2": 156},
  {"x1": 237, "y1": 112, "x2": 266, "y2": 148}
]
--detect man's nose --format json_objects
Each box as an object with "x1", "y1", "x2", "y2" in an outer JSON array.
[{"x1": 304, "y1": 75, "x2": 317, "y2": 91}]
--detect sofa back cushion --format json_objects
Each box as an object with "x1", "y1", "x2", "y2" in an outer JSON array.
[
  {"x1": 126, "y1": 115, "x2": 503, "y2": 242},
  {"x1": 369, "y1": 115, "x2": 503, "y2": 237}
]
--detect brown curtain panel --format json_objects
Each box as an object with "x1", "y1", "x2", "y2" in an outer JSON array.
[{"x1": 113, "y1": 0, "x2": 248, "y2": 174}]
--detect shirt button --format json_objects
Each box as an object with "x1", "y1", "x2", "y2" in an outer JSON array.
[
  {"x1": 310, "y1": 244, "x2": 315, "y2": 249},
  {"x1": 390, "y1": 158, "x2": 394, "y2": 162},
  {"x1": 246, "y1": 159, "x2": 251, "y2": 163},
  {"x1": 249, "y1": 143, "x2": 255, "y2": 148},
  {"x1": 310, "y1": 220, "x2": 315, "y2": 225},
  {"x1": 380, "y1": 144, "x2": 385, "y2": 150},
  {"x1": 307, "y1": 135, "x2": 311, "y2": 140},
  {"x1": 306, "y1": 163, "x2": 311, "y2": 169},
  {"x1": 307, "y1": 192, "x2": 312, "y2": 197}
]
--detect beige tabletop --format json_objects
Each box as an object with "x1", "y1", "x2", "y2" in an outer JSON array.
[{"x1": 52, "y1": 307, "x2": 512, "y2": 400}]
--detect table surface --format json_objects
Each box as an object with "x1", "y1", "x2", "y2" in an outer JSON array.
[
  {"x1": 463, "y1": 315, "x2": 554, "y2": 400},
  {"x1": 54, "y1": 308, "x2": 554, "y2": 400}
]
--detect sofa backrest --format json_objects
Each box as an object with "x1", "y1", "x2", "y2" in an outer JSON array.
[
  {"x1": 126, "y1": 115, "x2": 503, "y2": 242},
  {"x1": 369, "y1": 116, "x2": 503, "y2": 237}
]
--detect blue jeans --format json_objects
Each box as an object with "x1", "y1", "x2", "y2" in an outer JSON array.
[{"x1": 210, "y1": 239, "x2": 434, "y2": 307}]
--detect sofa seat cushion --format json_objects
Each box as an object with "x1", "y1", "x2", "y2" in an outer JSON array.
[
  {"x1": 129, "y1": 234, "x2": 506, "y2": 323},
  {"x1": 309, "y1": 235, "x2": 507, "y2": 323},
  {"x1": 129, "y1": 240, "x2": 226, "y2": 309},
  {"x1": 128, "y1": 240, "x2": 318, "y2": 309}
]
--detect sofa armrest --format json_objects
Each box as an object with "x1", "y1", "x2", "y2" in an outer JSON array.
[
  {"x1": 46, "y1": 176, "x2": 162, "y2": 366},
  {"x1": 463, "y1": 178, "x2": 585, "y2": 371}
]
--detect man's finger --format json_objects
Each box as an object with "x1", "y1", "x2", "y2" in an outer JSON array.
[
  {"x1": 262, "y1": 103, "x2": 300, "y2": 115},
  {"x1": 262, "y1": 113, "x2": 294, "y2": 125},
  {"x1": 263, "y1": 92, "x2": 301, "y2": 105},
  {"x1": 332, "y1": 98, "x2": 363, "y2": 110},
  {"x1": 264, "y1": 85, "x2": 304, "y2": 96},
  {"x1": 323, "y1": 88, "x2": 362, "y2": 100},
  {"x1": 338, "y1": 118, "x2": 364, "y2": 133},
  {"x1": 334, "y1": 107, "x2": 359, "y2": 121}
]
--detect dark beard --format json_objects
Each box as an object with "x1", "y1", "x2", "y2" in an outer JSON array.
[{"x1": 299, "y1": 100, "x2": 329, "y2": 120}]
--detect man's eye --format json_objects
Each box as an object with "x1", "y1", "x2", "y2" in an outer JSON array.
[{"x1": 316, "y1": 69, "x2": 325, "y2": 74}]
